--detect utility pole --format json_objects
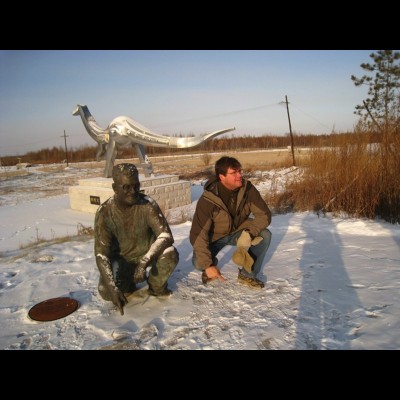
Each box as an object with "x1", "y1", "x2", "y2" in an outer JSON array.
[
  {"x1": 285, "y1": 95, "x2": 296, "y2": 166},
  {"x1": 61, "y1": 130, "x2": 69, "y2": 166}
]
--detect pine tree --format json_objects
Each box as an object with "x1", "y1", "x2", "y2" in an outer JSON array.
[{"x1": 351, "y1": 50, "x2": 400, "y2": 131}]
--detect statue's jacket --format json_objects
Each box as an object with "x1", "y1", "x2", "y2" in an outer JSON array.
[{"x1": 94, "y1": 193, "x2": 174, "y2": 263}]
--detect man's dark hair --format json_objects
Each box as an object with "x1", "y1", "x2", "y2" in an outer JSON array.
[
  {"x1": 215, "y1": 156, "x2": 242, "y2": 178},
  {"x1": 112, "y1": 163, "x2": 139, "y2": 182}
]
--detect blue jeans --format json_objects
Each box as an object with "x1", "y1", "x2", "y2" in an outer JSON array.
[{"x1": 193, "y1": 228, "x2": 272, "y2": 278}]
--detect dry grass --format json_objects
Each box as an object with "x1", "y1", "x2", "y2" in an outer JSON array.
[
  {"x1": 1, "y1": 226, "x2": 94, "y2": 263},
  {"x1": 0, "y1": 168, "x2": 30, "y2": 179},
  {"x1": 176, "y1": 149, "x2": 309, "y2": 180},
  {"x1": 267, "y1": 130, "x2": 400, "y2": 223},
  {"x1": 18, "y1": 223, "x2": 94, "y2": 251}
]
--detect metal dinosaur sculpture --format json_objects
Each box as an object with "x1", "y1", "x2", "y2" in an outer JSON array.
[{"x1": 73, "y1": 104, "x2": 235, "y2": 177}]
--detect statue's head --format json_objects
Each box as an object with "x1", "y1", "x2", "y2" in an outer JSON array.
[
  {"x1": 112, "y1": 163, "x2": 139, "y2": 181},
  {"x1": 112, "y1": 163, "x2": 141, "y2": 208}
]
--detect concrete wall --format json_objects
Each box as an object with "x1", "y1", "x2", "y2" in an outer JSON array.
[{"x1": 69, "y1": 175, "x2": 191, "y2": 213}]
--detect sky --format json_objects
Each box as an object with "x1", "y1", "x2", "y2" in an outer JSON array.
[
  {"x1": 0, "y1": 50, "x2": 375, "y2": 157},
  {"x1": 1, "y1": 161, "x2": 399, "y2": 350}
]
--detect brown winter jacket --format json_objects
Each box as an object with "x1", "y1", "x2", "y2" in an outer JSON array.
[{"x1": 190, "y1": 177, "x2": 272, "y2": 270}]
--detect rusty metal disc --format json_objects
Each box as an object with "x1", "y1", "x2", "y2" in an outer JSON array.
[{"x1": 28, "y1": 297, "x2": 79, "y2": 322}]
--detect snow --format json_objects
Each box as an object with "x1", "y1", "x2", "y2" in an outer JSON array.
[{"x1": 1, "y1": 165, "x2": 399, "y2": 350}]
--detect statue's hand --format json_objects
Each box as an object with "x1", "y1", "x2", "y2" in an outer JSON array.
[
  {"x1": 133, "y1": 258, "x2": 150, "y2": 283},
  {"x1": 109, "y1": 289, "x2": 128, "y2": 316}
]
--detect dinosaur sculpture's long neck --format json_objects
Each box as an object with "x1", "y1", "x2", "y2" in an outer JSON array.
[{"x1": 73, "y1": 105, "x2": 107, "y2": 143}]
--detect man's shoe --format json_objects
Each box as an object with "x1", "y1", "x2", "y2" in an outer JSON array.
[
  {"x1": 148, "y1": 287, "x2": 173, "y2": 297},
  {"x1": 237, "y1": 272, "x2": 265, "y2": 289}
]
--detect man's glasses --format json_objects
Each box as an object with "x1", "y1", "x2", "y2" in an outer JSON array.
[{"x1": 225, "y1": 169, "x2": 243, "y2": 176}]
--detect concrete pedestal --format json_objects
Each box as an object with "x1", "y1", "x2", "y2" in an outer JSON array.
[{"x1": 69, "y1": 174, "x2": 191, "y2": 213}]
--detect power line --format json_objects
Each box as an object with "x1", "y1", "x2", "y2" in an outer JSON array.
[
  {"x1": 289, "y1": 102, "x2": 331, "y2": 130},
  {"x1": 153, "y1": 102, "x2": 280, "y2": 128}
]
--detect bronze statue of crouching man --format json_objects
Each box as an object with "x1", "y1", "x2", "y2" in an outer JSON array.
[{"x1": 94, "y1": 163, "x2": 179, "y2": 315}]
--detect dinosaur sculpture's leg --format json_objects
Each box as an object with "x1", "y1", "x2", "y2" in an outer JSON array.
[
  {"x1": 104, "y1": 140, "x2": 117, "y2": 178},
  {"x1": 96, "y1": 143, "x2": 107, "y2": 161},
  {"x1": 134, "y1": 144, "x2": 153, "y2": 177}
]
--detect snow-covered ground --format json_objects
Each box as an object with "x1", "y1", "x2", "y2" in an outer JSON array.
[{"x1": 1, "y1": 164, "x2": 399, "y2": 350}]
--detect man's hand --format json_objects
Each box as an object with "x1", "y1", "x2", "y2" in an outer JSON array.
[
  {"x1": 110, "y1": 289, "x2": 128, "y2": 316},
  {"x1": 133, "y1": 258, "x2": 150, "y2": 283},
  {"x1": 204, "y1": 266, "x2": 226, "y2": 282}
]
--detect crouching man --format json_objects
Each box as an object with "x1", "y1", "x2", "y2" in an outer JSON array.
[{"x1": 190, "y1": 156, "x2": 272, "y2": 288}]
